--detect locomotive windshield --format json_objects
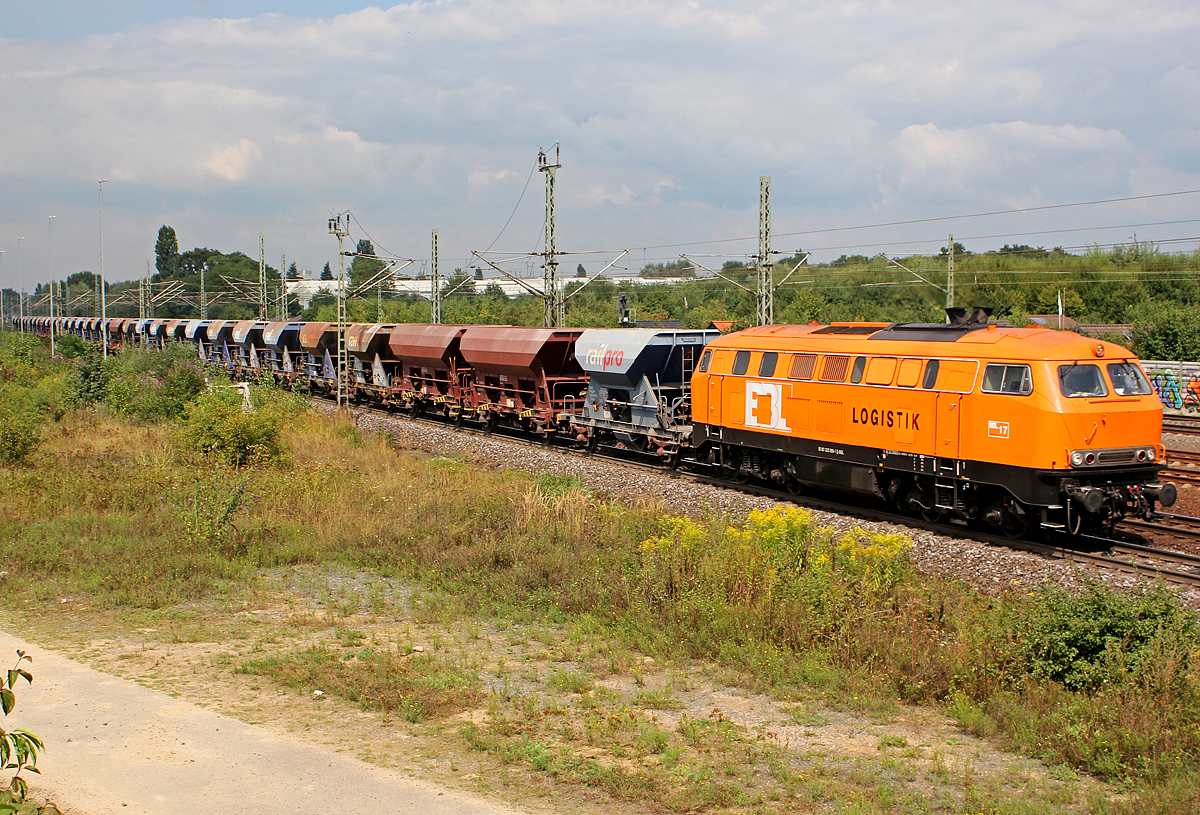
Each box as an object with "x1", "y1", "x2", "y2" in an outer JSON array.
[
  {"x1": 1058, "y1": 363, "x2": 1108, "y2": 398},
  {"x1": 1106, "y1": 362, "x2": 1152, "y2": 396}
]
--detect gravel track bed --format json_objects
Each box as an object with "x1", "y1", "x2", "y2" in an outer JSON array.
[{"x1": 335, "y1": 404, "x2": 1200, "y2": 607}]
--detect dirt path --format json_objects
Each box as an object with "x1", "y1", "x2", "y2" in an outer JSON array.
[{"x1": 0, "y1": 629, "x2": 534, "y2": 815}]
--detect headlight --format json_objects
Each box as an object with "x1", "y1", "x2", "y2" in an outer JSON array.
[{"x1": 1071, "y1": 452, "x2": 1083, "y2": 466}]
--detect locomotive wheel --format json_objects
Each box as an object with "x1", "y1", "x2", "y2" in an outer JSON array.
[
  {"x1": 785, "y1": 479, "x2": 803, "y2": 496},
  {"x1": 920, "y1": 507, "x2": 943, "y2": 524}
]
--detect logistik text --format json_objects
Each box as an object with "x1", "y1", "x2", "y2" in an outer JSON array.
[{"x1": 851, "y1": 406, "x2": 919, "y2": 430}]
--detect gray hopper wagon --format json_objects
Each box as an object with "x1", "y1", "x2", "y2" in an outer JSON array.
[{"x1": 571, "y1": 327, "x2": 720, "y2": 463}]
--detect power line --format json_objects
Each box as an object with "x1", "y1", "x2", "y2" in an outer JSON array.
[{"x1": 619, "y1": 188, "x2": 1200, "y2": 254}]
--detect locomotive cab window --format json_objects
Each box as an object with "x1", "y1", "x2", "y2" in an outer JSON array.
[
  {"x1": 1058, "y1": 364, "x2": 1108, "y2": 398},
  {"x1": 732, "y1": 350, "x2": 751, "y2": 376},
  {"x1": 1106, "y1": 362, "x2": 1152, "y2": 396},
  {"x1": 982, "y1": 364, "x2": 1032, "y2": 395},
  {"x1": 697, "y1": 349, "x2": 712, "y2": 373},
  {"x1": 759, "y1": 351, "x2": 778, "y2": 377}
]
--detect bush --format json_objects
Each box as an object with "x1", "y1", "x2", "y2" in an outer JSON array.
[
  {"x1": 102, "y1": 354, "x2": 205, "y2": 422},
  {"x1": 174, "y1": 386, "x2": 290, "y2": 467},
  {"x1": 0, "y1": 409, "x2": 41, "y2": 465},
  {"x1": 1019, "y1": 579, "x2": 1198, "y2": 692}
]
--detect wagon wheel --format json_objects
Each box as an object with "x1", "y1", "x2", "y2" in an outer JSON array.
[
  {"x1": 734, "y1": 469, "x2": 750, "y2": 485},
  {"x1": 662, "y1": 449, "x2": 682, "y2": 470},
  {"x1": 785, "y1": 479, "x2": 803, "y2": 496},
  {"x1": 920, "y1": 507, "x2": 943, "y2": 524},
  {"x1": 483, "y1": 413, "x2": 496, "y2": 435},
  {"x1": 1000, "y1": 508, "x2": 1029, "y2": 540},
  {"x1": 584, "y1": 429, "x2": 599, "y2": 454},
  {"x1": 453, "y1": 411, "x2": 464, "y2": 428}
]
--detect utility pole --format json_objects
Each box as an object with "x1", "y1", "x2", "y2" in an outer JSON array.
[
  {"x1": 200, "y1": 261, "x2": 207, "y2": 319},
  {"x1": 99, "y1": 178, "x2": 110, "y2": 359},
  {"x1": 946, "y1": 233, "x2": 955, "y2": 311},
  {"x1": 17, "y1": 237, "x2": 23, "y2": 333},
  {"x1": 329, "y1": 213, "x2": 350, "y2": 409},
  {"x1": 280, "y1": 252, "x2": 286, "y2": 321},
  {"x1": 0, "y1": 251, "x2": 5, "y2": 328},
  {"x1": 756, "y1": 176, "x2": 773, "y2": 326},
  {"x1": 145, "y1": 260, "x2": 152, "y2": 321},
  {"x1": 431, "y1": 229, "x2": 441, "y2": 324},
  {"x1": 258, "y1": 233, "x2": 267, "y2": 319},
  {"x1": 48, "y1": 215, "x2": 56, "y2": 357},
  {"x1": 539, "y1": 146, "x2": 561, "y2": 328}
]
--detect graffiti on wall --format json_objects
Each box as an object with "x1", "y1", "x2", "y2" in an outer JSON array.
[{"x1": 1147, "y1": 368, "x2": 1200, "y2": 413}]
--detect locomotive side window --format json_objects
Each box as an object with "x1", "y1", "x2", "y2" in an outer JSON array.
[
  {"x1": 732, "y1": 350, "x2": 751, "y2": 376},
  {"x1": 697, "y1": 349, "x2": 712, "y2": 373},
  {"x1": 922, "y1": 359, "x2": 940, "y2": 389},
  {"x1": 865, "y1": 357, "x2": 896, "y2": 385},
  {"x1": 821, "y1": 355, "x2": 851, "y2": 382},
  {"x1": 1106, "y1": 362, "x2": 1152, "y2": 395},
  {"x1": 789, "y1": 354, "x2": 817, "y2": 380},
  {"x1": 934, "y1": 359, "x2": 980, "y2": 393},
  {"x1": 981, "y1": 364, "x2": 1032, "y2": 395},
  {"x1": 759, "y1": 351, "x2": 778, "y2": 377},
  {"x1": 896, "y1": 359, "x2": 922, "y2": 388},
  {"x1": 1058, "y1": 364, "x2": 1108, "y2": 398},
  {"x1": 850, "y1": 356, "x2": 866, "y2": 384}
]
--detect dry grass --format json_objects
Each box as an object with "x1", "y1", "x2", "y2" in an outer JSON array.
[{"x1": 1, "y1": 395, "x2": 1198, "y2": 813}]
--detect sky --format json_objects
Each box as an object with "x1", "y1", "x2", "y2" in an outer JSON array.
[{"x1": 1, "y1": 0, "x2": 1198, "y2": 296}]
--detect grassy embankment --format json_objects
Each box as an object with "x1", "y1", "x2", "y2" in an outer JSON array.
[{"x1": 1, "y1": 331, "x2": 1198, "y2": 814}]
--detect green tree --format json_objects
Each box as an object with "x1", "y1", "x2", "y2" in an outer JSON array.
[
  {"x1": 349, "y1": 240, "x2": 383, "y2": 289},
  {"x1": 287, "y1": 262, "x2": 300, "y2": 280},
  {"x1": 155, "y1": 226, "x2": 179, "y2": 278},
  {"x1": 320, "y1": 262, "x2": 333, "y2": 281}
]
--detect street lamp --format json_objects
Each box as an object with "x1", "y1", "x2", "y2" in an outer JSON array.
[
  {"x1": 48, "y1": 215, "x2": 56, "y2": 357},
  {"x1": 99, "y1": 179, "x2": 110, "y2": 359},
  {"x1": 16, "y1": 237, "x2": 23, "y2": 333}
]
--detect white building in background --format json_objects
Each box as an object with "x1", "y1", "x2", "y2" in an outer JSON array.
[{"x1": 285, "y1": 274, "x2": 695, "y2": 310}]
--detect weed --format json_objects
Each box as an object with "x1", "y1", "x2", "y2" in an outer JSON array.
[
  {"x1": 547, "y1": 669, "x2": 593, "y2": 694},
  {"x1": 238, "y1": 645, "x2": 482, "y2": 723}
]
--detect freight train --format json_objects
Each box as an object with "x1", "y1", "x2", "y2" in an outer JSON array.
[{"x1": 14, "y1": 307, "x2": 1176, "y2": 539}]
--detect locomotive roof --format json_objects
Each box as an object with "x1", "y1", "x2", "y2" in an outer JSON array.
[{"x1": 713, "y1": 322, "x2": 1139, "y2": 362}]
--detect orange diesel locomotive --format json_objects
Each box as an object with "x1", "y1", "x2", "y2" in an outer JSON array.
[{"x1": 691, "y1": 308, "x2": 1176, "y2": 537}]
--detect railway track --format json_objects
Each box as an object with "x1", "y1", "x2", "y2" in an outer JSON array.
[
  {"x1": 326, "y1": 398, "x2": 1200, "y2": 591},
  {"x1": 1163, "y1": 415, "x2": 1200, "y2": 437},
  {"x1": 1164, "y1": 449, "x2": 1200, "y2": 485}
]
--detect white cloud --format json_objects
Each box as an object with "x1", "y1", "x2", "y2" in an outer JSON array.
[
  {"x1": 2, "y1": 0, "x2": 1199, "y2": 284},
  {"x1": 206, "y1": 139, "x2": 262, "y2": 181}
]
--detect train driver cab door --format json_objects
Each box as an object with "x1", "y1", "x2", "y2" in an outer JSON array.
[
  {"x1": 695, "y1": 347, "x2": 722, "y2": 425},
  {"x1": 936, "y1": 393, "x2": 961, "y2": 461}
]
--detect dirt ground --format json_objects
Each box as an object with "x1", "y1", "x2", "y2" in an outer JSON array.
[{"x1": 7, "y1": 564, "x2": 1107, "y2": 815}]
